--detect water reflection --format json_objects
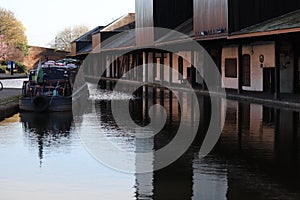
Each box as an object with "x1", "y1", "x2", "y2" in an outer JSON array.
[
  {"x1": 20, "y1": 112, "x2": 73, "y2": 166},
  {"x1": 218, "y1": 101, "x2": 300, "y2": 200},
  {"x1": 89, "y1": 86, "x2": 218, "y2": 199},
  {"x1": 91, "y1": 84, "x2": 300, "y2": 200},
  {"x1": 2, "y1": 83, "x2": 300, "y2": 199}
]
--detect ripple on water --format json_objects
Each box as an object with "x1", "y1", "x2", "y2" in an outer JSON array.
[{"x1": 87, "y1": 84, "x2": 134, "y2": 101}]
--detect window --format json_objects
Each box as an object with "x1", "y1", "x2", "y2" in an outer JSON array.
[
  {"x1": 242, "y1": 54, "x2": 251, "y2": 86},
  {"x1": 225, "y1": 58, "x2": 237, "y2": 78}
]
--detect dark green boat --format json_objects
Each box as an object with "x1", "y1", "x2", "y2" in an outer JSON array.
[{"x1": 19, "y1": 59, "x2": 89, "y2": 112}]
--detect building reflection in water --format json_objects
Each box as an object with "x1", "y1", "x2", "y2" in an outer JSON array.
[
  {"x1": 220, "y1": 101, "x2": 300, "y2": 200},
  {"x1": 32, "y1": 82, "x2": 300, "y2": 200},
  {"x1": 20, "y1": 112, "x2": 73, "y2": 166},
  {"x1": 94, "y1": 85, "x2": 224, "y2": 199}
]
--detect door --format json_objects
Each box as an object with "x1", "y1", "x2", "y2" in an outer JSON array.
[
  {"x1": 263, "y1": 68, "x2": 275, "y2": 93},
  {"x1": 242, "y1": 54, "x2": 251, "y2": 86}
]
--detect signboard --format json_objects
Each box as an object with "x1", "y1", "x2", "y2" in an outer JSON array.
[{"x1": 7, "y1": 61, "x2": 15, "y2": 69}]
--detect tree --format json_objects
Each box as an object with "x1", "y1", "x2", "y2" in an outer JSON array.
[
  {"x1": 51, "y1": 25, "x2": 89, "y2": 52},
  {"x1": 0, "y1": 7, "x2": 28, "y2": 62}
]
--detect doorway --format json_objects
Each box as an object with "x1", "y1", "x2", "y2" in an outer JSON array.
[{"x1": 263, "y1": 68, "x2": 275, "y2": 93}]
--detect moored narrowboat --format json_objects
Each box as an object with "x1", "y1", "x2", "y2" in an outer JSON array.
[{"x1": 19, "y1": 59, "x2": 89, "y2": 112}]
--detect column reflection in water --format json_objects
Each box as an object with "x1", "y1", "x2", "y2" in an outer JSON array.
[
  {"x1": 192, "y1": 96, "x2": 228, "y2": 200},
  {"x1": 192, "y1": 156, "x2": 228, "y2": 200},
  {"x1": 220, "y1": 101, "x2": 300, "y2": 200},
  {"x1": 87, "y1": 82, "x2": 300, "y2": 199},
  {"x1": 133, "y1": 87, "x2": 226, "y2": 200},
  {"x1": 135, "y1": 86, "x2": 154, "y2": 199},
  {"x1": 152, "y1": 88, "x2": 194, "y2": 200}
]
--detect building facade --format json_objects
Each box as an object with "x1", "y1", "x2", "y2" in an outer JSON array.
[{"x1": 72, "y1": 0, "x2": 300, "y2": 98}]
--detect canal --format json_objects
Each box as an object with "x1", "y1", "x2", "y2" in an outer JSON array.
[{"x1": 0, "y1": 83, "x2": 300, "y2": 199}]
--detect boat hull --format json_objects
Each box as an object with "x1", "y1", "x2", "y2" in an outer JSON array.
[
  {"x1": 19, "y1": 96, "x2": 72, "y2": 112},
  {"x1": 19, "y1": 83, "x2": 90, "y2": 112}
]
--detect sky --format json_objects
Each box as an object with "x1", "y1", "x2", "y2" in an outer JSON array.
[{"x1": 0, "y1": 0, "x2": 135, "y2": 47}]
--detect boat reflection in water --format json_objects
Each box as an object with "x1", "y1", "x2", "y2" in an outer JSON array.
[
  {"x1": 20, "y1": 111, "x2": 73, "y2": 166},
  {"x1": 8, "y1": 83, "x2": 300, "y2": 199}
]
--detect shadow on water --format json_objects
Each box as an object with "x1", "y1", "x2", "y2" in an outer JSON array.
[
  {"x1": 93, "y1": 85, "x2": 216, "y2": 200},
  {"x1": 93, "y1": 83, "x2": 300, "y2": 200},
  {"x1": 20, "y1": 111, "x2": 73, "y2": 166},
  {"x1": 12, "y1": 82, "x2": 300, "y2": 199}
]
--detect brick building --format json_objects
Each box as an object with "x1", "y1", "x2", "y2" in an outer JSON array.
[{"x1": 23, "y1": 46, "x2": 68, "y2": 70}]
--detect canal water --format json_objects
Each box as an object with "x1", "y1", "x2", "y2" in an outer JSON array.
[
  {"x1": 0, "y1": 78, "x2": 27, "y2": 89},
  {"x1": 0, "y1": 84, "x2": 300, "y2": 199}
]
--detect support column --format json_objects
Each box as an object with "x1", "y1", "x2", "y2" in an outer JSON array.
[
  {"x1": 116, "y1": 56, "x2": 119, "y2": 78},
  {"x1": 160, "y1": 88, "x2": 164, "y2": 106},
  {"x1": 275, "y1": 41, "x2": 281, "y2": 99},
  {"x1": 113, "y1": 55, "x2": 117, "y2": 78},
  {"x1": 109, "y1": 55, "x2": 114, "y2": 90},
  {"x1": 144, "y1": 51, "x2": 149, "y2": 98},
  {"x1": 169, "y1": 53, "x2": 173, "y2": 86},
  {"x1": 169, "y1": 90, "x2": 173, "y2": 121},
  {"x1": 191, "y1": 51, "x2": 195, "y2": 88},
  {"x1": 144, "y1": 51, "x2": 149, "y2": 83},
  {"x1": 238, "y1": 44, "x2": 243, "y2": 94},
  {"x1": 153, "y1": 87, "x2": 157, "y2": 104},
  {"x1": 190, "y1": 91, "x2": 194, "y2": 125},
  {"x1": 178, "y1": 91, "x2": 183, "y2": 118},
  {"x1": 137, "y1": 51, "x2": 143, "y2": 82},
  {"x1": 100, "y1": 53, "x2": 107, "y2": 89},
  {"x1": 144, "y1": 89, "x2": 149, "y2": 124},
  {"x1": 153, "y1": 51, "x2": 157, "y2": 83},
  {"x1": 109, "y1": 55, "x2": 113, "y2": 78},
  {"x1": 160, "y1": 52, "x2": 164, "y2": 84},
  {"x1": 126, "y1": 54, "x2": 130, "y2": 80}
]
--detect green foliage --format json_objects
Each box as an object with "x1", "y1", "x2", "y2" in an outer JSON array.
[
  {"x1": 15, "y1": 62, "x2": 28, "y2": 73},
  {"x1": 0, "y1": 7, "x2": 28, "y2": 59},
  {"x1": 0, "y1": 60, "x2": 7, "y2": 65},
  {"x1": 50, "y1": 25, "x2": 89, "y2": 52},
  {"x1": 0, "y1": 61, "x2": 28, "y2": 74},
  {"x1": 0, "y1": 65, "x2": 5, "y2": 73},
  {"x1": 0, "y1": 8, "x2": 27, "y2": 45},
  {"x1": 16, "y1": 43, "x2": 29, "y2": 56}
]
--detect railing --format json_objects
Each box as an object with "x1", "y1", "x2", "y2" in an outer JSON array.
[{"x1": 22, "y1": 79, "x2": 71, "y2": 97}]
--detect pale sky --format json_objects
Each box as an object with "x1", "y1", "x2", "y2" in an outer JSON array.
[{"x1": 0, "y1": 0, "x2": 135, "y2": 47}]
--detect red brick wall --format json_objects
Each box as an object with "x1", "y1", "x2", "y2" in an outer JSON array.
[{"x1": 23, "y1": 46, "x2": 68, "y2": 70}]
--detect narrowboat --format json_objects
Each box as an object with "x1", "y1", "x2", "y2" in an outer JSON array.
[{"x1": 19, "y1": 59, "x2": 89, "y2": 112}]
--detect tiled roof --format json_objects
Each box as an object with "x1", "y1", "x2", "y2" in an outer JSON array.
[
  {"x1": 101, "y1": 30, "x2": 135, "y2": 50},
  {"x1": 101, "y1": 13, "x2": 135, "y2": 32},
  {"x1": 155, "y1": 18, "x2": 194, "y2": 44},
  {"x1": 72, "y1": 26, "x2": 105, "y2": 43},
  {"x1": 77, "y1": 44, "x2": 92, "y2": 54},
  {"x1": 230, "y1": 9, "x2": 300, "y2": 36}
]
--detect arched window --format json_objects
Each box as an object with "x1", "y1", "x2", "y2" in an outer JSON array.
[{"x1": 242, "y1": 54, "x2": 251, "y2": 86}]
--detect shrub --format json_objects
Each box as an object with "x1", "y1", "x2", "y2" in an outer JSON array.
[
  {"x1": 1, "y1": 61, "x2": 28, "y2": 74},
  {"x1": 0, "y1": 67, "x2": 5, "y2": 73},
  {"x1": 15, "y1": 62, "x2": 28, "y2": 73}
]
